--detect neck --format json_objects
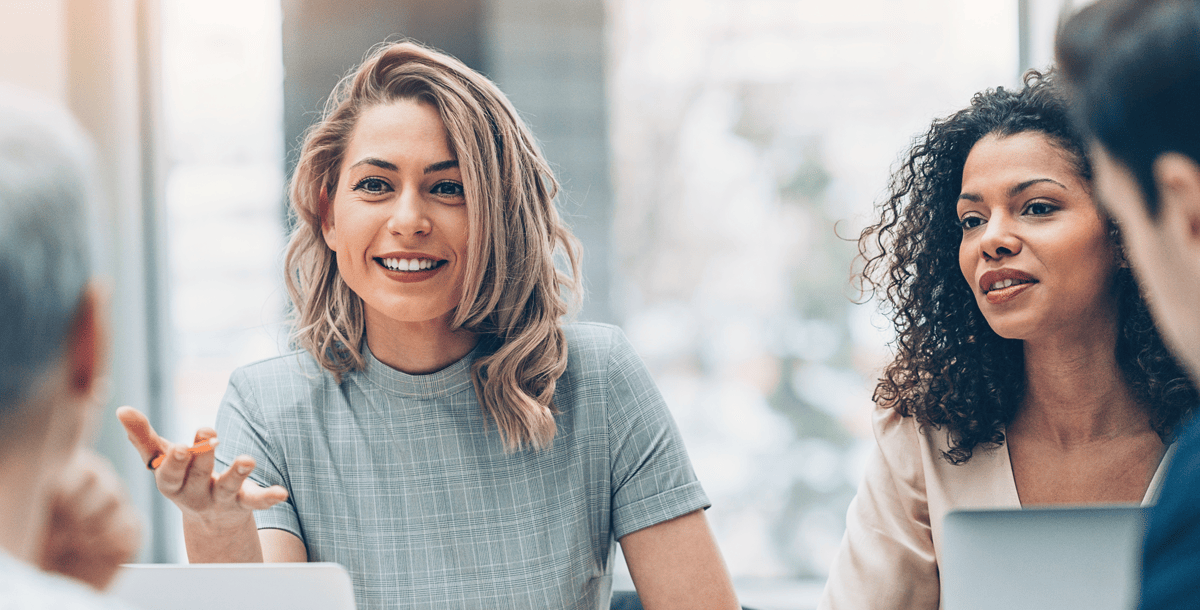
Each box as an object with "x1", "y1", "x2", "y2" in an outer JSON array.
[
  {"x1": 1015, "y1": 322, "x2": 1147, "y2": 445},
  {"x1": 364, "y1": 309, "x2": 478, "y2": 375}
]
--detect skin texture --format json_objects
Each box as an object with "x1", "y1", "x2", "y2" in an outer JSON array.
[
  {"x1": 1092, "y1": 146, "x2": 1200, "y2": 381},
  {"x1": 36, "y1": 448, "x2": 142, "y2": 589},
  {"x1": 958, "y1": 132, "x2": 1119, "y2": 343},
  {"x1": 957, "y1": 133, "x2": 1162, "y2": 504},
  {"x1": 620, "y1": 510, "x2": 739, "y2": 610},
  {"x1": 322, "y1": 99, "x2": 476, "y2": 375},
  {"x1": 116, "y1": 406, "x2": 290, "y2": 563}
]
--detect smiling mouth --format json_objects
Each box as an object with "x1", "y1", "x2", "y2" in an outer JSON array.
[
  {"x1": 375, "y1": 257, "x2": 446, "y2": 272},
  {"x1": 983, "y1": 278, "x2": 1036, "y2": 294}
]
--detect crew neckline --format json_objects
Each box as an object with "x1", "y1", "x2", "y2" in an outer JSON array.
[{"x1": 361, "y1": 343, "x2": 478, "y2": 399}]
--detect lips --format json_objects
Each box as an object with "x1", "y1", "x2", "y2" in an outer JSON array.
[
  {"x1": 979, "y1": 269, "x2": 1038, "y2": 304},
  {"x1": 373, "y1": 252, "x2": 447, "y2": 283}
]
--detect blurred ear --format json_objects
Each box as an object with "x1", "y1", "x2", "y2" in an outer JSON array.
[
  {"x1": 320, "y1": 187, "x2": 337, "y2": 250},
  {"x1": 65, "y1": 283, "x2": 107, "y2": 400},
  {"x1": 1155, "y1": 153, "x2": 1200, "y2": 247}
]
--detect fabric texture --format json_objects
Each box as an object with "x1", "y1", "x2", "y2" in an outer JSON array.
[
  {"x1": 819, "y1": 404, "x2": 1170, "y2": 610},
  {"x1": 1140, "y1": 414, "x2": 1200, "y2": 610},
  {"x1": 214, "y1": 322, "x2": 709, "y2": 610},
  {"x1": 0, "y1": 551, "x2": 134, "y2": 610}
]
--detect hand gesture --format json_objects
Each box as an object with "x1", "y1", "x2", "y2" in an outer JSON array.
[
  {"x1": 115, "y1": 406, "x2": 288, "y2": 533},
  {"x1": 37, "y1": 449, "x2": 141, "y2": 590}
]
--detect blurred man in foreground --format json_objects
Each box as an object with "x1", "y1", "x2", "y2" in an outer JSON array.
[
  {"x1": 1057, "y1": 1, "x2": 1200, "y2": 608},
  {"x1": 0, "y1": 87, "x2": 141, "y2": 606}
]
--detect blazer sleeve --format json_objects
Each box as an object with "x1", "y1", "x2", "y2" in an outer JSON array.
[{"x1": 818, "y1": 405, "x2": 939, "y2": 610}]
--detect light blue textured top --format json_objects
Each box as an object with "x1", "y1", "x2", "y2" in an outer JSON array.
[{"x1": 214, "y1": 323, "x2": 709, "y2": 610}]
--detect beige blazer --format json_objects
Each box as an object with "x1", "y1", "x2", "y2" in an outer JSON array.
[{"x1": 818, "y1": 404, "x2": 1173, "y2": 610}]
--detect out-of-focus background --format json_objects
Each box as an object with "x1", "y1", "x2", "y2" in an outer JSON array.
[{"x1": 0, "y1": 0, "x2": 1085, "y2": 607}]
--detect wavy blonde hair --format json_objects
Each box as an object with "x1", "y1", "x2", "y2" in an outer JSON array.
[{"x1": 285, "y1": 41, "x2": 582, "y2": 451}]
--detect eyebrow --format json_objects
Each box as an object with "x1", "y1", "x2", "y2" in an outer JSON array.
[
  {"x1": 958, "y1": 177, "x2": 1069, "y2": 203},
  {"x1": 345, "y1": 158, "x2": 459, "y2": 174},
  {"x1": 348, "y1": 157, "x2": 397, "y2": 172},
  {"x1": 424, "y1": 160, "x2": 459, "y2": 174}
]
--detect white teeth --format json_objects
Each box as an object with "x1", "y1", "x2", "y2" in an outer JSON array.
[
  {"x1": 988, "y1": 279, "x2": 1027, "y2": 292},
  {"x1": 380, "y1": 258, "x2": 439, "y2": 272}
]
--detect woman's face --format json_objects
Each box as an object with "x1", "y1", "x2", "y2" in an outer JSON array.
[
  {"x1": 322, "y1": 99, "x2": 470, "y2": 330},
  {"x1": 956, "y1": 131, "x2": 1118, "y2": 342}
]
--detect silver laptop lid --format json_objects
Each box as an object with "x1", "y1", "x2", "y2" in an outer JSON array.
[
  {"x1": 109, "y1": 562, "x2": 357, "y2": 610},
  {"x1": 941, "y1": 506, "x2": 1146, "y2": 610}
]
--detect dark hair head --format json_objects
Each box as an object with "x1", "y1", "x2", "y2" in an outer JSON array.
[
  {"x1": 1057, "y1": 0, "x2": 1200, "y2": 216},
  {"x1": 858, "y1": 70, "x2": 1197, "y2": 463}
]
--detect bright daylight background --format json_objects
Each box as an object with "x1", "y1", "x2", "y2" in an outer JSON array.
[
  {"x1": 0, "y1": 0, "x2": 1079, "y2": 609},
  {"x1": 157, "y1": 1, "x2": 1040, "y2": 606}
]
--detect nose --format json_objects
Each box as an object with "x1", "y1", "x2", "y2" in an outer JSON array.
[
  {"x1": 386, "y1": 186, "x2": 432, "y2": 236},
  {"x1": 979, "y1": 215, "x2": 1022, "y2": 260}
]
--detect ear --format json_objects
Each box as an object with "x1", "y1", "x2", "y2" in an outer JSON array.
[
  {"x1": 65, "y1": 283, "x2": 107, "y2": 400},
  {"x1": 1154, "y1": 153, "x2": 1200, "y2": 245},
  {"x1": 319, "y1": 186, "x2": 337, "y2": 250}
]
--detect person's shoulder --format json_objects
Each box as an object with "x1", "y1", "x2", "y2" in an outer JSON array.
[
  {"x1": 222, "y1": 350, "x2": 345, "y2": 419},
  {"x1": 561, "y1": 322, "x2": 635, "y2": 377},
  {"x1": 228, "y1": 349, "x2": 335, "y2": 390},
  {"x1": 870, "y1": 403, "x2": 941, "y2": 476},
  {"x1": 563, "y1": 321, "x2": 625, "y2": 351}
]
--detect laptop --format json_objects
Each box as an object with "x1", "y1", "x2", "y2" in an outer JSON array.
[
  {"x1": 940, "y1": 506, "x2": 1147, "y2": 610},
  {"x1": 109, "y1": 562, "x2": 357, "y2": 610}
]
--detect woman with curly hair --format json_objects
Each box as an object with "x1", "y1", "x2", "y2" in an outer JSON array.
[
  {"x1": 819, "y1": 71, "x2": 1198, "y2": 610},
  {"x1": 116, "y1": 42, "x2": 739, "y2": 610}
]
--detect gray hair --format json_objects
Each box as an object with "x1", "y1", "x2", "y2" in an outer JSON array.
[{"x1": 0, "y1": 87, "x2": 95, "y2": 410}]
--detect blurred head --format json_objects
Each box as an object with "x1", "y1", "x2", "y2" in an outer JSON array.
[
  {"x1": 1058, "y1": 0, "x2": 1200, "y2": 381},
  {"x1": 0, "y1": 87, "x2": 104, "y2": 461},
  {"x1": 1057, "y1": 0, "x2": 1200, "y2": 217},
  {"x1": 858, "y1": 71, "x2": 1196, "y2": 463},
  {"x1": 285, "y1": 41, "x2": 581, "y2": 450}
]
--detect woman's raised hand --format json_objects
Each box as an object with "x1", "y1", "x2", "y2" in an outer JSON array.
[{"x1": 115, "y1": 406, "x2": 288, "y2": 561}]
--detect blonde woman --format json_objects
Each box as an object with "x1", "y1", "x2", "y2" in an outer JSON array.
[{"x1": 118, "y1": 42, "x2": 738, "y2": 610}]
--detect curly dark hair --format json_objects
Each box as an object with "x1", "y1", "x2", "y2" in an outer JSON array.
[{"x1": 858, "y1": 70, "x2": 1198, "y2": 464}]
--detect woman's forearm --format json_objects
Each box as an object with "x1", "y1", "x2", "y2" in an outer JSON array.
[{"x1": 182, "y1": 513, "x2": 264, "y2": 563}]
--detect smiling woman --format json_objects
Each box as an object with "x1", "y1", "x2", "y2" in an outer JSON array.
[
  {"x1": 319, "y1": 100, "x2": 474, "y2": 374},
  {"x1": 117, "y1": 41, "x2": 740, "y2": 610},
  {"x1": 818, "y1": 71, "x2": 1199, "y2": 610}
]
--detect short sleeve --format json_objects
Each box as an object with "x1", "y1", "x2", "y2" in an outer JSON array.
[
  {"x1": 605, "y1": 329, "x2": 710, "y2": 540},
  {"x1": 213, "y1": 368, "x2": 303, "y2": 539},
  {"x1": 819, "y1": 405, "x2": 939, "y2": 610}
]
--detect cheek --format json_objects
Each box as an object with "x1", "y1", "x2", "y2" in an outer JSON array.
[{"x1": 958, "y1": 239, "x2": 975, "y2": 292}]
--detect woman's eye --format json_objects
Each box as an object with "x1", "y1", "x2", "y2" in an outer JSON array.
[
  {"x1": 431, "y1": 181, "x2": 465, "y2": 198},
  {"x1": 959, "y1": 216, "x2": 984, "y2": 230},
  {"x1": 1025, "y1": 201, "x2": 1055, "y2": 215},
  {"x1": 351, "y1": 177, "x2": 392, "y2": 194}
]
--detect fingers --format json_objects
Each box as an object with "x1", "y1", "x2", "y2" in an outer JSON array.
[
  {"x1": 186, "y1": 428, "x2": 218, "y2": 485},
  {"x1": 40, "y1": 450, "x2": 142, "y2": 590},
  {"x1": 212, "y1": 457, "x2": 288, "y2": 511},
  {"x1": 154, "y1": 437, "x2": 211, "y2": 499},
  {"x1": 238, "y1": 481, "x2": 289, "y2": 511},
  {"x1": 115, "y1": 406, "x2": 166, "y2": 468},
  {"x1": 212, "y1": 455, "x2": 255, "y2": 502}
]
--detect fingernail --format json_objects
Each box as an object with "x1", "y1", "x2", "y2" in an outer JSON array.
[
  {"x1": 237, "y1": 466, "x2": 251, "y2": 475},
  {"x1": 174, "y1": 447, "x2": 189, "y2": 460}
]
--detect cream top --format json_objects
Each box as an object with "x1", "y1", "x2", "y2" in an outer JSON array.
[{"x1": 819, "y1": 404, "x2": 1173, "y2": 610}]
